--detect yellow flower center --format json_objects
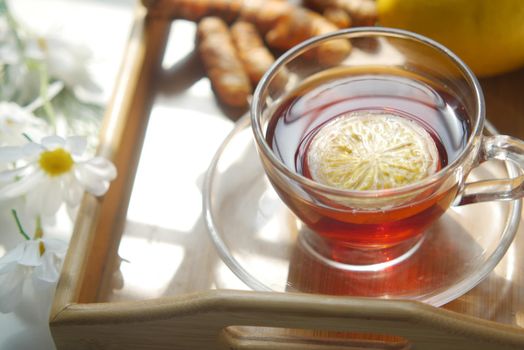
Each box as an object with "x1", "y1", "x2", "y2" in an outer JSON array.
[
  {"x1": 38, "y1": 148, "x2": 74, "y2": 176},
  {"x1": 39, "y1": 241, "x2": 46, "y2": 256}
]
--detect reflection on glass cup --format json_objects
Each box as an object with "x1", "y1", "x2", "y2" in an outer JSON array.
[{"x1": 251, "y1": 28, "x2": 524, "y2": 269}]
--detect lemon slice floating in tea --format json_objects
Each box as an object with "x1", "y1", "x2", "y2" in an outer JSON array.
[{"x1": 307, "y1": 112, "x2": 439, "y2": 190}]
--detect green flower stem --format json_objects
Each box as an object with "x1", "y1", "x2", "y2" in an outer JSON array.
[{"x1": 11, "y1": 209, "x2": 30, "y2": 240}]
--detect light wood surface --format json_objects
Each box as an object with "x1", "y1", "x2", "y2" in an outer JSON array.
[{"x1": 50, "y1": 0, "x2": 524, "y2": 349}]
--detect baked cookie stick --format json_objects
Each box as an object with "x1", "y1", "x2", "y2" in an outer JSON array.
[
  {"x1": 230, "y1": 20, "x2": 279, "y2": 86},
  {"x1": 197, "y1": 17, "x2": 252, "y2": 108}
]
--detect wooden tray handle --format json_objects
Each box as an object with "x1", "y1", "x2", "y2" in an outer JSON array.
[{"x1": 51, "y1": 290, "x2": 524, "y2": 350}]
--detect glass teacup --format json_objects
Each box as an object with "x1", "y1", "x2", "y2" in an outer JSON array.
[{"x1": 250, "y1": 28, "x2": 524, "y2": 269}]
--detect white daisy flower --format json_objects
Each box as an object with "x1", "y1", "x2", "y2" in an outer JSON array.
[
  {"x1": 0, "y1": 135, "x2": 117, "y2": 216},
  {"x1": 26, "y1": 34, "x2": 100, "y2": 97},
  {"x1": 0, "y1": 101, "x2": 47, "y2": 146},
  {"x1": 0, "y1": 236, "x2": 67, "y2": 314}
]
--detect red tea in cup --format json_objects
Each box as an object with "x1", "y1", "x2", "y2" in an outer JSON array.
[{"x1": 265, "y1": 68, "x2": 469, "y2": 252}]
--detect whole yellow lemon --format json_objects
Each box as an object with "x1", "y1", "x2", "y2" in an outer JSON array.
[{"x1": 377, "y1": 0, "x2": 524, "y2": 77}]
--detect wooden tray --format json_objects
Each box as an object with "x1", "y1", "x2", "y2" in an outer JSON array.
[{"x1": 49, "y1": 1, "x2": 524, "y2": 349}]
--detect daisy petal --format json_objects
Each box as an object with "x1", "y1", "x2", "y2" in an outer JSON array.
[
  {"x1": 0, "y1": 265, "x2": 26, "y2": 313},
  {"x1": 0, "y1": 146, "x2": 26, "y2": 163},
  {"x1": 65, "y1": 136, "x2": 87, "y2": 156},
  {"x1": 21, "y1": 142, "x2": 43, "y2": 158},
  {"x1": 0, "y1": 260, "x2": 23, "y2": 275},
  {"x1": 82, "y1": 157, "x2": 117, "y2": 180},
  {"x1": 63, "y1": 174, "x2": 84, "y2": 207},
  {"x1": 46, "y1": 180, "x2": 65, "y2": 215},
  {"x1": 0, "y1": 170, "x2": 43, "y2": 199},
  {"x1": 41, "y1": 135, "x2": 66, "y2": 150},
  {"x1": 82, "y1": 177, "x2": 109, "y2": 196},
  {"x1": 27, "y1": 277, "x2": 56, "y2": 321},
  {"x1": 0, "y1": 142, "x2": 40, "y2": 162},
  {"x1": 18, "y1": 241, "x2": 42, "y2": 267},
  {"x1": 31, "y1": 272, "x2": 57, "y2": 301},
  {"x1": 34, "y1": 254, "x2": 60, "y2": 283},
  {"x1": 74, "y1": 165, "x2": 110, "y2": 196},
  {"x1": 0, "y1": 164, "x2": 35, "y2": 182},
  {"x1": 41, "y1": 239, "x2": 68, "y2": 255},
  {"x1": 0, "y1": 244, "x2": 26, "y2": 267},
  {"x1": 26, "y1": 179, "x2": 63, "y2": 216}
]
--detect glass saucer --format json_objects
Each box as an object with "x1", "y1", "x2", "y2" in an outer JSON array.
[{"x1": 203, "y1": 115, "x2": 521, "y2": 307}]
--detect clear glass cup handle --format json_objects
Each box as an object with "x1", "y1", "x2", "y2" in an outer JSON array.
[{"x1": 456, "y1": 135, "x2": 524, "y2": 206}]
